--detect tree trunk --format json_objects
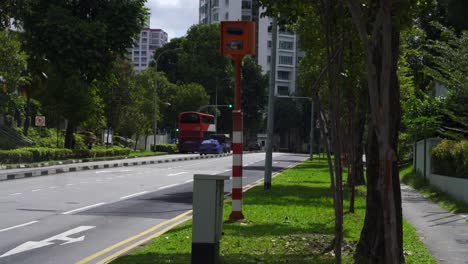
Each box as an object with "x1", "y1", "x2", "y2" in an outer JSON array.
[
  {"x1": 346, "y1": 1, "x2": 404, "y2": 262},
  {"x1": 64, "y1": 121, "x2": 75, "y2": 149},
  {"x1": 23, "y1": 89, "x2": 31, "y2": 136}
]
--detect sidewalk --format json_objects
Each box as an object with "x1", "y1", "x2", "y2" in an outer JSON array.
[
  {"x1": 0, "y1": 153, "x2": 232, "y2": 181},
  {"x1": 402, "y1": 184, "x2": 468, "y2": 264}
]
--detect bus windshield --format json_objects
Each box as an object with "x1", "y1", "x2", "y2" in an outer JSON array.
[{"x1": 180, "y1": 113, "x2": 200, "y2": 124}]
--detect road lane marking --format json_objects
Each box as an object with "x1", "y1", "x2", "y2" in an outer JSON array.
[
  {"x1": 157, "y1": 184, "x2": 178, "y2": 190},
  {"x1": 76, "y1": 210, "x2": 192, "y2": 264},
  {"x1": 119, "y1": 191, "x2": 148, "y2": 200},
  {"x1": 66, "y1": 184, "x2": 74, "y2": 186},
  {"x1": 95, "y1": 171, "x2": 113, "y2": 174},
  {"x1": 0, "y1": 221, "x2": 38, "y2": 233},
  {"x1": 31, "y1": 189, "x2": 41, "y2": 192},
  {"x1": 9, "y1": 193, "x2": 22, "y2": 196},
  {"x1": 167, "y1": 172, "x2": 188, "y2": 176},
  {"x1": 117, "y1": 170, "x2": 132, "y2": 172},
  {"x1": 0, "y1": 226, "x2": 95, "y2": 258},
  {"x1": 185, "y1": 179, "x2": 193, "y2": 183},
  {"x1": 96, "y1": 217, "x2": 189, "y2": 264},
  {"x1": 62, "y1": 203, "x2": 106, "y2": 215}
]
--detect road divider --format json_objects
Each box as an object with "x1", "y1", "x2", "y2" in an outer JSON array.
[{"x1": 0, "y1": 153, "x2": 235, "y2": 182}]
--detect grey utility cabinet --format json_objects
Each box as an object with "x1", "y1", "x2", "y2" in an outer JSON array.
[{"x1": 191, "y1": 174, "x2": 229, "y2": 264}]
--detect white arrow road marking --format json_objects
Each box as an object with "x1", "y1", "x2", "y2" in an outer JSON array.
[
  {"x1": 0, "y1": 226, "x2": 95, "y2": 258},
  {"x1": 0, "y1": 221, "x2": 38, "y2": 233},
  {"x1": 167, "y1": 172, "x2": 188, "y2": 177}
]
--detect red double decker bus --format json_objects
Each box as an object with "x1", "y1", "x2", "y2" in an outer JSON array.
[{"x1": 177, "y1": 112, "x2": 216, "y2": 153}]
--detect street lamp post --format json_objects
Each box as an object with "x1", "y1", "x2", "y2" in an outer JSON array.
[{"x1": 153, "y1": 48, "x2": 181, "y2": 150}]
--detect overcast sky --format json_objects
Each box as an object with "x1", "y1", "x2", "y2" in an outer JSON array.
[{"x1": 146, "y1": 0, "x2": 199, "y2": 41}]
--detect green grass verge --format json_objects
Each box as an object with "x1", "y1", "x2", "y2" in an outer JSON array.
[
  {"x1": 112, "y1": 158, "x2": 435, "y2": 264},
  {"x1": 400, "y1": 166, "x2": 468, "y2": 214}
]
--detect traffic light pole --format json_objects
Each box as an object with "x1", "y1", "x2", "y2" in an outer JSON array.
[{"x1": 229, "y1": 54, "x2": 245, "y2": 221}]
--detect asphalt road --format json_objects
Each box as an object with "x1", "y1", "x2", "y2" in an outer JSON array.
[{"x1": 0, "y1": 152, "x2": 308, "y2": 264}]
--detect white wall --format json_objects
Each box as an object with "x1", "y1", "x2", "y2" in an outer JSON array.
[{"x1": 414, "y1": 137, "x2": 468, "y2": 204}]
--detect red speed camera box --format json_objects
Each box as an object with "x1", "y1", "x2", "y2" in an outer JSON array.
[{"x1": 221, "y1": 21, "x2": 256, "y2": 56}]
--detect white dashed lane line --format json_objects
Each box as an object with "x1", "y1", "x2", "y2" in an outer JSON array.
[
  {"x1": 31, "y1": 189, "x2": 41, "y2": 192},
  {"x1": 157, "y1": 184, "x2": 179, "y2": 190},
  {"x1": 0, "y1": 221, "x2": 39, "y2": 233},
  {"x1": 119, "y1": 191, "x2": 148, "y2": 200},
  {"x1": 9, "y1": 193, "x2": 22, "y2": 196},
  {"x1": 167, "y1": 172, "x2": 188, "y2": 177},
  {"x1": 62, "y1": 202, "x2": 106, "y2": 215}
]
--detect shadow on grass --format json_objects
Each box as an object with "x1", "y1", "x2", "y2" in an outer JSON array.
[
  {"x1": 243, "y1": 184, "x2": 334, "y2": 208},
  {"x1": 223, "y1": 222, "x2": 335, "y2": 237},
  {"x1": 113, "y1": 253, "x2": 337, "y2": 264}
]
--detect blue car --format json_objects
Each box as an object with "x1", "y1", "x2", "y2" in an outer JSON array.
[{"x1": 199, "y1": 139, "x2": 223, "y2": 155}]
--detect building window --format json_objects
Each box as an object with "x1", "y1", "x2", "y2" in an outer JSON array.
[
  {"x1": 267, "y1": 56, "x2": 271, "y2": 64},
  {"x1": 225, "y1": 12, "x2": 229, "y2": 20},
  {"x1": 134, "y1": 51, "x2": 139, "y2": 55},
  {"x1": 279, "y1": 41, "x2": 293, "y2": 50},
  {"x1": 141, "y1": 51, "x2": 147, "y2": 56},
  {"x1": 226, "y1": 0, "x2": 229, "y2": 6},
  {"x1": 141, "y1": 64, "x2": 147, "y2": 67},
  {"x1": 277, "y1": 86, "x2": 289, "y2": 95},
  {"x1": 242, "y1": 15, "x2": 251, "y2": 21},
  {"x1": 142, "y1": 38, "x2": 148, "y2": 43},
  {"x1": 277, "y1": 71, "x2": 290, "y2": 80},
  {"x1": 242, "y1": 0, "x2": 251, "y2": 9},
  {"x1": 149, "y1": 45, "x2": 158, "y2": 50},
  {"x1": 267, "y1": 41, "x2": 272, "y2": 48},
  {"x1": 297, "y1": 56, "x2": 303, "y2": 64},
  {"x1": 142, "y1": 32, "x2": 147, "y2": 37},
  {"x1": 279, "y1": 55, "x2": 293, "y2": 65},
  {"x1": 141, "y1": 57, "x2": 147, "y2": 62},
  {"x1": 213, "y1": 12, "x2": 219, "y2": 21}
]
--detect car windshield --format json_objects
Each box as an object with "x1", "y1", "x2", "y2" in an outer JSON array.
[{"x1": 202, "y1": 139, "x2": 218, "y2": 145}]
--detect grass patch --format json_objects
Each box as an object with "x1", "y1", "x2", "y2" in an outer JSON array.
[
  {"x1": 112, "y1": 157, "x2": 435, "y2": 264},
  {"x1": 400, "y1": 166, "x2": 468, "y2": 214}
]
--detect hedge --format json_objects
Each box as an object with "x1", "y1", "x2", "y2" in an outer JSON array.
[
  {"x1": 432, "y1": 139, "x2": 468, "y2": 178},
  {"x1": 151, "y1": 144, "x2": 177, "y2": 153},
  {"x1": 0, "y1": 149, "x2": 33, "y2": 163},
  {"x1": 73, "y1": 147, "x2": 131, "y2": 159},
  {"x1": 0, "y1": 146, "x2": 131, "y2": 164}
]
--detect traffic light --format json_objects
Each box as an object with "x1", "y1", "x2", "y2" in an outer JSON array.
[
  {"x1": 228, "y1": 104, "x2": 233, "y2": 108},
  {"x1": 176, "y1": 128, "x2": 179, "y2": 132}
]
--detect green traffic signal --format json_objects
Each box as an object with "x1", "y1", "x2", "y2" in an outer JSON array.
[
  {"x1": 176, "y1": 128, "x2": 179, "y2": 132},
  {"x1": 228, "y1": 104, "x2": 233, "y2": 108}
]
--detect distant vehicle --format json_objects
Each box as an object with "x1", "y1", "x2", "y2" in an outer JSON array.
[
  {"x1": 210, "y1": 134, "x2": 231, "y2": 153},
  {"x1": 199, "y1": 139, "x2": 223, "y2": 155},
  {"x1": 247, "y1": 141, "x2": 261, "y2": 151},
  {"x1": 177, "y1": 112, "x2": 215, "y2": 153}
]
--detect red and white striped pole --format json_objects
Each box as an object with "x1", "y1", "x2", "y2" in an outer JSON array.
[{"x1": 229, "y1": 55, "x2": 245, "y2": 221}]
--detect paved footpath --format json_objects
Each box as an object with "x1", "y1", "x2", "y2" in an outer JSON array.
[{"x1": 402, "y1": 184, "x2": 468, "y2": 264}]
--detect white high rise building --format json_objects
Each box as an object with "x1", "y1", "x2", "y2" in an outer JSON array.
[
  {"x1": 128, "y1": 19, "x2": 168, "y2": 72},
  {"x1": 199, "y1": 0, "x2": 303, "y2": 95}
]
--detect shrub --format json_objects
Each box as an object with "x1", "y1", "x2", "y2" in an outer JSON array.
[
  {"x1": 432, "y1": 139, "x2": 468, "y2": 178},
  {"x1": 21, "y1": 147, "x2": 74, "y2": 162},
  {"x1": 0, "y1": 149, "x2": 33, "y2": 163},
  {"x1": 73, "y1": 146, "x2": 131, "y2": 159},
  {"x1": 151, "y1": 144, "x2": 177, "y2": 153}
]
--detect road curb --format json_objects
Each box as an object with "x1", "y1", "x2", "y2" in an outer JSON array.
[{"x1": 0, "y1": 153, "x2": 233, "y2": 182}]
